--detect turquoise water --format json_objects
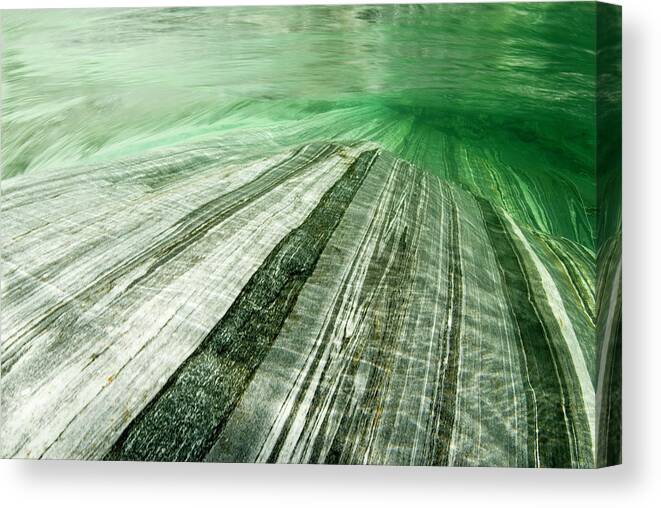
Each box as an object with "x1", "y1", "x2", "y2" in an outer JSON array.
[{"x1": 1, "y1": 3, "x2": 597, "y2": 247}]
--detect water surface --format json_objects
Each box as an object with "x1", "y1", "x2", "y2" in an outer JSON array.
[{"x1": 1, "y1": 3, "x2": 597, "y2": 247}]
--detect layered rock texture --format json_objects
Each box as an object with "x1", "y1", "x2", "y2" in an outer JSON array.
[
  {"x1": 0, "y1": 3, "x2": 621, "y2": 467},
  {"x1": 3, "y1": 141, "x2": 605, "y2": 467}
]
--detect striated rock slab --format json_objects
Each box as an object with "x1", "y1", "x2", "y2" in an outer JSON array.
[
  {"x1": 1, "y1": 142, "x2": 368, "y2": 459},
  {"x1": 2, "y1": 142, "x2": 596, "y2": 466}
]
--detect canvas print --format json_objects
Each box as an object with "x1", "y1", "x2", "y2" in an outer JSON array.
[{"x1": 0, "y1": 2, "x2": 621, "y2": 467}]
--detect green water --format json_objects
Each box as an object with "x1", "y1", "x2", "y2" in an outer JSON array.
[{"x1": 1, "y1": 3, "x2": 597, "y2": 248}]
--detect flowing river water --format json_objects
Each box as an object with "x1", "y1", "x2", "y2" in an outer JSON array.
[{"x1": 2, "y1": 3, "x2": 597, "y2": 248}]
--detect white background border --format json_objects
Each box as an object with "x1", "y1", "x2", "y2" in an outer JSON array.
[{"x1": 1, "y1": 1, "x2": 658, "y2": 507}]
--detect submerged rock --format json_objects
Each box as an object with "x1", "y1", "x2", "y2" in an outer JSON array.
[{"x1": 2, "y1": 141, "x2": 598, "y2": 466}]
